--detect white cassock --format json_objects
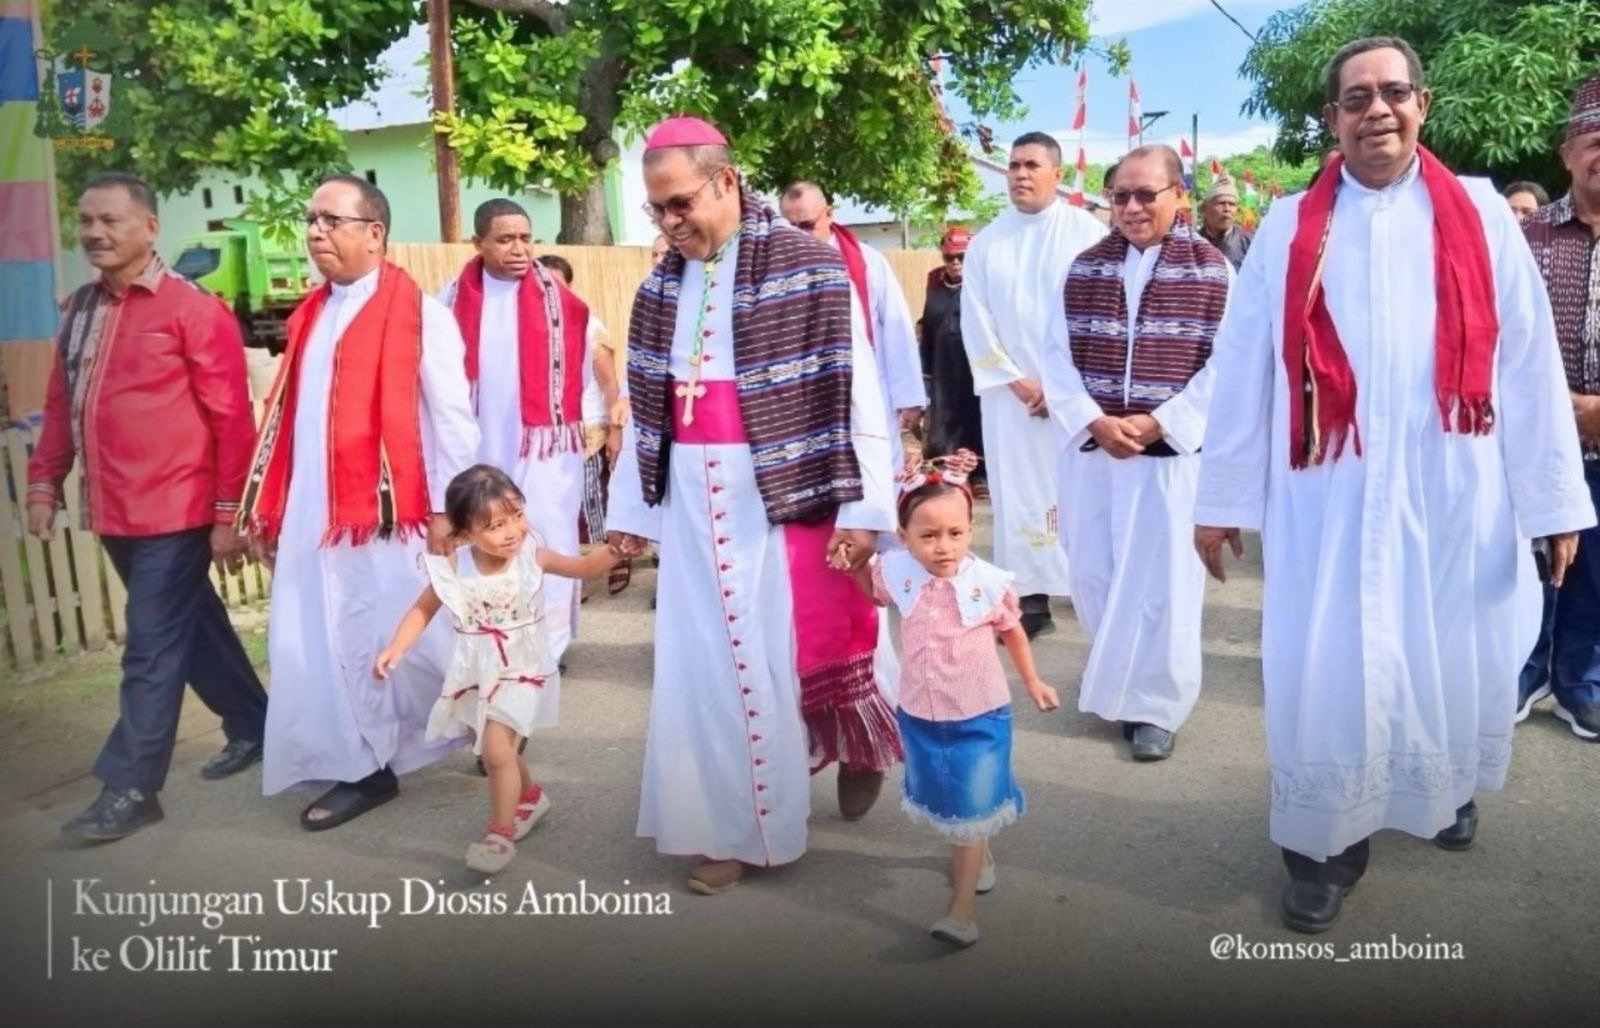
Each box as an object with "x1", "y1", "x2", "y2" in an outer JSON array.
[
  {"x1": 438, "y1": 273, "x2": 604, "y2": 662},
  {"x1": 263, "y1": 268, "x2": 481, "y2": 794},
  {"x1": 830, "y1": 232, "x2": 927, "y2": 471},
  {"x1": 608, "y1": 236, "x2": 897, "y2": 866},
  {"x1": 1193, "y1": 161, "x2": 1596, "y2": 860},
  {"x1": 962, "y1": 202, "x2": 1107, "y2": 595},
  {"x1": 1043, "y1": 242, "x2": 1230, "y2": 731}
]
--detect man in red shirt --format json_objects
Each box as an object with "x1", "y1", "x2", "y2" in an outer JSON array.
[{"x1": 26, "y1": 172, "x2": 268, "y2": 842}]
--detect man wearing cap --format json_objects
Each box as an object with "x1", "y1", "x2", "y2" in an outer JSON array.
[
  {"x1": 607, "y1": 116, "x2": 898, "y2": 894},
  {"x1": 962, "y1": 130, "x2": 1108, "y2": 639},
  {"x1": 1198, "y1": 173, "x2": 1252, "y2": 269},
  {"x1": 920, "y1": 226, "x2": 984, "y2": 470},
  {"x1": 780, "y1": 181, "x2": 926, "y2": 472},
  {"x1": 1516, "y1": 72, "x2": 1600, "y2": 741},
  {"x1": 1194, "y1": 37, "x2": 1591, "y2": 932}
]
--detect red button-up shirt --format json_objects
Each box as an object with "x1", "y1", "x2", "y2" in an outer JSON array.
[{"x1": 26, "y1": 255, "x2": 256, "y2": 536}]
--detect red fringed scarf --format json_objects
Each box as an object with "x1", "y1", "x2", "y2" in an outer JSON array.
[
  {"x1": 239, "y1": 262, "x2": 429, "y2": 545},
  {"x1": 450, "y1": 257, "x2": 590, "y2": 459},
  {"x1": 1283, "y1": 147, "x2": 1498, "y2": 468},
  {"x1": 830, "y1": 223, "x2": 875, "y2": 347}
]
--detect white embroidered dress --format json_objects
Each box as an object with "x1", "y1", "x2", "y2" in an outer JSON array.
[{"x1": 423, "y1": 535, "x2": 560, "y2": 752}]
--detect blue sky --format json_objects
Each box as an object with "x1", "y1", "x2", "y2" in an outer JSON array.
[{"x1": 944, "y1": 0, "x2": 1303, "y2": 163}]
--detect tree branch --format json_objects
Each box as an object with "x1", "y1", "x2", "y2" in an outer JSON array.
[{"x1": 460, "y1": 0, "x2": 568, "y2": 34}]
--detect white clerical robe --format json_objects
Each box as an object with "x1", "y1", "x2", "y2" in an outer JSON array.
[
  {"x1": 962, "y1": 201, "x2": 1107, "y2": 595},
  {"x1": 607, "y1": 237, "x2": 897, "y2": 866},
  {"x1": 1193, "y1": 162, "x2": 1596, "y2": 860},
  {"x1": 831, "y1": 232, "x2": 927, "y2": 471},
  {"x1": 263, "y1": 268, "x2": 481, "y2": 795},
  {"x1": 1044, "y1": 241, "x2": 1228, "y2": 731},
  {"x1": 438, "y1": 272, "x2": 604, "y2": 661}
]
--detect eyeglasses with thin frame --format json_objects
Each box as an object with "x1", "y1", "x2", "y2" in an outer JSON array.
[
  {"x1": 1332, "y1": 82, "x2": 1418, "y2": 115},
  {"x1": 641, "y1": 170, "x2": 726, "y2": 223},
  {"x1": 303, "y1": 212, "x2": 378, "y2": 231},
  {"x1": 1110, "y1": 183, "x2": 1179, "y2": 208}
]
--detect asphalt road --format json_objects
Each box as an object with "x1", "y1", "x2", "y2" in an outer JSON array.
[{"x1": 1, "y1": 506, "x2": 1595, "y2": 1026}]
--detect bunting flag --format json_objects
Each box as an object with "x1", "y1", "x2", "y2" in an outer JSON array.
[
  {"x1": 1068, "y1": 145, "x2": 1086, "y2": 207},
  {"x1": 0, "y1": 0, "x2": 59, "y2": 420},
  {"x1": 1178, "y1": 137, "x2": 1195, "y2": 191},
  {"x1": 1127, "y1": 78, "x2": 1141, "y2": 146}
]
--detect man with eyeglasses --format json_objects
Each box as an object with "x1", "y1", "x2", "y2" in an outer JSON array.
[
  {"x1": 240, "y1": 173, "x2": 480, "y2": 831},
  {"x1": 607, "y1": 117, "x2": 899, "y2": 896},
  {"x1": 920, "y1": 226, "x2": 984, "y2": 474},
  {"x1": 1198, "y1": 173, "x2": 1251, "y2": 270},
  {"x1": 1516, "y1": 73, "x2": 1600, "y2": 742},
  {"x1": 437, "y1": 201, "x2": 601, "y2": 673},
  {"x1": 961, "y1": 130, "x2": 1108, "y2": 640},
  {"x1": 1194, "y1": 37, "x2": 1592, "y2": 933},
  {"x1": 1043, "y1": 144, "x2": 1232, "y2": 764},
  {"x1": 780, "y1": 180, "x2": 927, "y2": 472},
  {"x1": 27, "y1": 172, "x2": 268, "y2": 841}
]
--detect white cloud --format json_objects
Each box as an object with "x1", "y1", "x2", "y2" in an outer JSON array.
[
  {"x1": 1042, "y1": 122, "x2": 1276, "y2": 163},
  {"x1": 1088, "y1": 0, "x2": 1288, "y2": 39}
]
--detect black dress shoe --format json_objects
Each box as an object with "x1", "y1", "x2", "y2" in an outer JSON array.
[
  {"x1": 1433, "y1": 800, "x2": 1478, "y2": 851},
  {"x1": 1020, "y1": 610, "x2": 1055, "y2": 640},
  {"x1": 1281, "y1": 879, "x2": 1347, "y2": 933},
  {"x1": 63, "y1": 787, "x2": 164, "y2": 842},
  {"x1": 200, "y1": 739, "x2": 263, "y2": 780},
  {"x1": 1130, "y1": 723, "x2": 1175, "y2": 761}
]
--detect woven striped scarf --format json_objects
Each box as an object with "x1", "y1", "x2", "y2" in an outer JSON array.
[{"x1": 626, "y1": 188, "x2": 862, "y2": 523}]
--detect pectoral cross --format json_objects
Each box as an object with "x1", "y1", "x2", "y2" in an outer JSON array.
[{"x1": 676, "y1": 373, "x2": 706, "y2": 427}]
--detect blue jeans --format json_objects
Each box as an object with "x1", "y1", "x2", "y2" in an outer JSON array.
[{"x1": 1519, "y1": 462, "x2": 1600, "y2": 709}]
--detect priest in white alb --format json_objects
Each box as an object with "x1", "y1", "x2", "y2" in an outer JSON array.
[
  {"x1": 1043, "y1": 144, "x2": 1230, "y2": 763},
  {"x1": 607, "y1": 117, "x2": 899, "y2": 896},
  {"x1": 242, "y1": 174, "x2": 480, "y2": 830},
  {"x1": 962, "y1": 131, "x2": 1107, "y2": 637},
  {"x1": 438, "y1": 199, "x2": 603, "y2": 666},
  {"x1": 1192, "y1": 38, "x2": 1594, "y2": 933},
  {"x1": 780, "y1": 180, "x2": 927, "y2": 471}
]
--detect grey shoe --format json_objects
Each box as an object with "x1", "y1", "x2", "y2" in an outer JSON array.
[
  {"x1": 63, "y1": 787, "x2": 164, "y2": 842},
  {"x1": 1130, "y1": 724, "x2": 1175, "y2": 761},
  {"x1": 930, "y1": 916, "x2": 980, "y2": 948}
]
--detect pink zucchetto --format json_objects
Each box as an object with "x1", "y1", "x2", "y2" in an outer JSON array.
[{"x1": 643, "y1": 115, "x2": 728, "y2": 151}]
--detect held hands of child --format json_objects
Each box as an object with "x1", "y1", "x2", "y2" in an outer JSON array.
[{"x1": 1024, "y1": 677, "x2": 1060, "y2": 712}]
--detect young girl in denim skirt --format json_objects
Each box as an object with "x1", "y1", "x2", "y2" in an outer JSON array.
[{"x1": 852, "y1": 452, "x2": 1058, "y2": 948}]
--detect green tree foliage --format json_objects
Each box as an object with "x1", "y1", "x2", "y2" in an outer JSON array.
[
  {"x1": 50, "y1": 0, "x2": 1113, "y2": 243},
  {"x1": 1240, "y1": 0, "x2": 1600, "y2": 191}
]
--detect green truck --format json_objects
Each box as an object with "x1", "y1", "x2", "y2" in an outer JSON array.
[{"x1": 171, "y1": 218, "x2": 311, "y2": 355}]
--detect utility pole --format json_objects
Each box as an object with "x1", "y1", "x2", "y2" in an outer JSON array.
[{"x1": 427, "y1": 0, "x2": 461, "y2": 242}]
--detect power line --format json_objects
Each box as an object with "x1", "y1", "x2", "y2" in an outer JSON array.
[{"x1": 1209, "y1": 0, "x2": 1259, "y2": 43}]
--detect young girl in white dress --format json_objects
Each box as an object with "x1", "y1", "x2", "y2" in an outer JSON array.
[{"x1": 374, "y1": 464, "x2": 620, "y2": 873}]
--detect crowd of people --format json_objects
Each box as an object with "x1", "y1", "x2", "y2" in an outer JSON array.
[{"x1": 23, "y1": 36, "x2": 1598, "y2": 948}]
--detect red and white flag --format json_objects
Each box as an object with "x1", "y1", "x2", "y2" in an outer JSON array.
[
  {"x1": 1127, "y1": 78, "x2": 1142, "y2": 145},
  {"x1": 1068, "y1": 145, "x2": 1087, "y2": 207},
  {"x1": 1071, "y1": 65, "x2": 1087, "y2": 132},
  {"x1": 1178, "y1": 137, "x2": 1195, "y2": 189}
]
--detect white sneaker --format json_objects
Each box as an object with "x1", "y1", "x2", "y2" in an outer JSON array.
[
  {"x1": 1515, "y1": 683, "x2": 1552, "y2": 723},
  {"x1": 1554, "y1": 701, "x2": 1600, "y2": 740},
  {"x1": 513, "y1": 790, "x2": 552, "y2": 841},
  {"x1": 465, "y1": 832, "x2": 516, "y2": 874},
  {"x1": 976, "y1": 848, "x2": 996, "y2": 894},
  {"x1": 930, "y1": 916, "x2": 980, "y2": 948}
]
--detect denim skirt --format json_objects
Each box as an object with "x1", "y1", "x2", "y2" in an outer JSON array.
[{"x1": 897, "y1": 704, "x2": 1025, "y2": 842}]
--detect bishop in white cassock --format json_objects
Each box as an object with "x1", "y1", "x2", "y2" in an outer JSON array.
[
  {"x1": 962, "y1": 132, "x2": 1107, "y2": 637},
  {"x1": 244, "y1": 176, "x2": 479, "y2": 828},
  {"x1": 1043, "y1": 145, "x2": 1231, "y2": 763},
  {"x1": 780, "y1": 181, "x2": 927, "y2": 472},
  {"x1": 438, "y1": 200, "x2": 604, "y2": 665},
  {"x1": 608, "y1": 119, "x2": 897, "y2": 896},
  {"x1": 1192, "y1": 40, "x2": 1594, "y2": 933}
]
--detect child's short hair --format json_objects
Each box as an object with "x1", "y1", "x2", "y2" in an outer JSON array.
[
  {"x1": 896, "y1": 479, "x2": 973, "y2": 528},
  {"x1": 444, "y1": 465, "x2": 526, "y2": 535}
]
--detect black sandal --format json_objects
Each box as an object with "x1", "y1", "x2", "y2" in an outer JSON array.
[
  {"x1": 608, "y1": 558, "x2": 633, "y2": 595},
  {"x1": 300, "y1": 773, "x2": 398, "y2": 832}
]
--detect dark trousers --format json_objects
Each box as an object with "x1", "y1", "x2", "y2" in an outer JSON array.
[
  {"x1": 1283, "y1": 839, "x2": 1370, "y2": 888},
  {"x1": 1519, "y1": 462, "x2": 1600, "y2": 709},
  {"x1": 94, "y1": 528, "x2": 268, "y2": 793}
]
